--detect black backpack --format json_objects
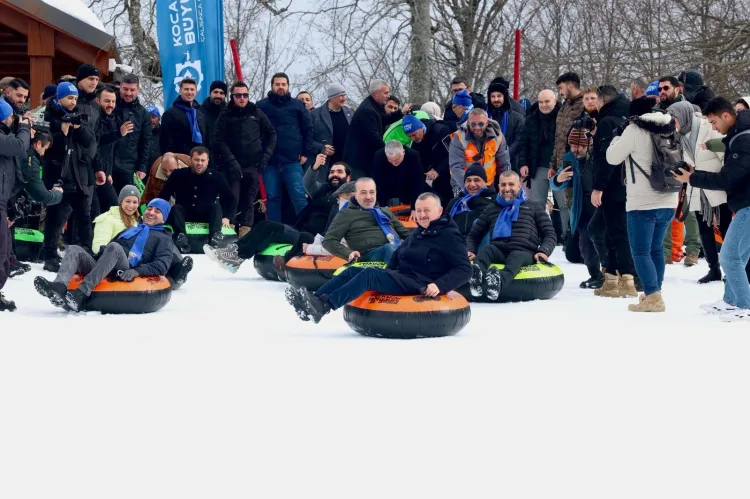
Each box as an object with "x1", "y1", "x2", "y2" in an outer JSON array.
[{"x1": 628, "y1": 133, "x2": 684, "y2": 193}]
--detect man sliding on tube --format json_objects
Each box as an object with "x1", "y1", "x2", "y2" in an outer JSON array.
[
  {"x1": 34, "y1": 198, "x2": 175, "y2": 312},
  {"x1": 286, "y1": 192, "x2": 472, "y2": 323}
]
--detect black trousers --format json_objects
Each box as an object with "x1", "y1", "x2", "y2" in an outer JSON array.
[
  {"x1": 587, "y1": 207, "x2": 609, "y2": 269},
  {"x1": 476, "y1": 244, "x2": 535, "y2": 288},
  {"x1": 601, "y1": 200, "x2": 635, "y2": 275},
  {"x1": 236, "y1": 220, "x2": 300, "y2": 260},
  {"x1": 0, "y1": 208, "x2": 9, "y2": 290},
  {"x1": 112, "y1": 170, "x2": 135, "y2": 194},
  {"x1": 167, "y1": 203, "x2": 223, "y2": 237},
  {"x1": 90, "y1": 182, "x2": 119, "y2": 220},
  {"x1": 44, "y1": 187, "x2": 94, "y2": 260},
  {"x1": 230, "y1": 169, "x2": 261, "y2": 228},
  {"x1": 578, "y1": 208, "x2": 602, "y2": 278}
]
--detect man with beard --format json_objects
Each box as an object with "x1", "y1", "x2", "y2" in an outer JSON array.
[
  {"x1": 654, "y1": 76, "x2": 684, "y2": 111},
  {"x1": 581, "y1": 86, "x2": 599, "y2": 121},
  {"x1": 445, "y1": 164, "x2": 496, "y2": 237},
  {"x1": 214, "y1": 81, "x2": 276, "y2": 237},
  {"x1": 2, "y1": 78, "x2": 29, "y2": 120},
  {"x1": 519, "y1": 90, "x2": 561, "y2": 205},
  {"x1": 403, "y1": 113, "x2": 453, "y2": 205},
  {"x1": 487, "y1": 79, "x2": 525, "y2": 171},
  {"x1": 200, "y1": 80, "x2": 227, "y2": 155},
  {"x1": 160, "y1": 78, "x2": 208, "y2": 156},
  {"x1": 466, "y1": 170, "x2": 557, "y2": 300},
  {"x1": 111, "y1": 74, "x2": 152, "y2": 192}
]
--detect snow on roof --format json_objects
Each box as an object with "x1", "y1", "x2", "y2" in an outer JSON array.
[{"x1": 41, "y1": 0, "x2": 106, "y2": 32}]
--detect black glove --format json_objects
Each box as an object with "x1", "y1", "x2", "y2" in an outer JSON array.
[
  {"x1": 230, "y1": 163, "x2": 243, "y2": 181},
  {"x1": 118, "y1": 269, "x2": 139, "y2": 282}
]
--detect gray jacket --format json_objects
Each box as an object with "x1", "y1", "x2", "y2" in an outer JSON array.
[
  {"x1": 303, "y1": 164, "x2": 330, "y2": 199},
  {"x1": 448, "y1": 119, "x2": 510, "y2": 191},
  {"x1": 0, "y1": 123, "x2": 31, "y2": 208},
  {"x1": 309, "y1": 104, "x2": 354, "y2": 155}
]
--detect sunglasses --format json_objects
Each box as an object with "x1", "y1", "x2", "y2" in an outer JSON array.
[
  {"x1": 659, "y1": 86, "x2": 671, "y2": 92},
  {"x1": 232, "y1": 93, "x2": 250, "y2": 99},
  {"x1": 469, "y1": 122, "x2": 487, "y2": 128}
]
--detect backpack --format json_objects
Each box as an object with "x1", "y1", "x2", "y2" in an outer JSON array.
[{"x1": 628, "y1": 133, "x2": 684, "y2": 193}]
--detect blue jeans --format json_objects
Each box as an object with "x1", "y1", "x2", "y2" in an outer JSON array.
[
  {"x1": 262, "y1": 162, "x2": 309, "y2": 222},
  {"x1": 316, "y1": 267, "x2": 406, "y2": 309},
  {"x1": 361, "y1": 243, "x2": 398, "y2": 263},
  {"x1": 626, "y1": 208, "x2": 674, "y2": 295},
  {"x1": 720, "y1": 207, "x2": 750, "y2": 309}
]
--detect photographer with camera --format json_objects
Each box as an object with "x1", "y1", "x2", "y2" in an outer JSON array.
[
  {"x1": 41, "y1": 82, "x2": 99, "y2": 272},
  {"x1": 112, "y1": 74, "x2": 152, "y2": 192},
  {"x1": 0, "y1": 98, "x2": 31, "y2": 311},
  {"x1": 12, "y1": 131, "x2": 63, "y2": 206}
]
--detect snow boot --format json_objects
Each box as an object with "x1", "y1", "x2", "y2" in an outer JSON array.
[
  {"x1": 285, "y1": 286, "x2": 310, "y2": 322},
  {"x1": 299, "y1": 287, "x2": 331, "y2": 324},
  {"x1": 273, "y1": 256, "x2": 288, "y2": 282},
  {"x1": 43, "y1": 256, "x2": 61, "y2": 273},
  {"x1": 618, "y1": 274, "x2": 639, "y2": 298},
  {"x1": 596, "y1": 273, "x2": 620, "y2": 297},
  {"x1": 698, "y1": 266, "x2": 722, "y2": 284},
  {"x1": 684, "y1": 253, "x2": 699, "y2": 267},
  {"x1": 9, "y1": 258, "x2": 26, "y2": 278},
  {"x1": 628, "y1": 291, "x2": 665, "y2": 312},
  {"x1": 580, "y1": 274, "x2": 604, "y2": 289},
  {"x1": 485, "y1": 266, "x2": 502, "y2": 301},
  {"x1": 210, "y1": 232, "x2": 228, "y2": 248},
  {"x1": 718, "y1": 308, "x2": 750, "y2": 322},
  {"x1": 64, "y1": 288, "x2": 88, "y2": 312},
  {"x1": 203, "y1": 244, "x2": 243, "y2": 273},
  {"x1": 171, "y1": 257, "x2": 194, "y2": 289},
  {"x1": 0, "y1": 292, "x2": 16, "y2": 312},
  {"x1": 175, "y1": 233, "x2": 191, "y2": 254},
  {"x1": 469, "y1": 264, "x2": 484, "y2": 297},
  {"x1": 34, "y1": 276, "x2": 69, "y2": 309}
]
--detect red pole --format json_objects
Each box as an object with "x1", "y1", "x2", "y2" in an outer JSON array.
[{"x1": 513, "y1": 29, "x2": 521, "y2": 101}]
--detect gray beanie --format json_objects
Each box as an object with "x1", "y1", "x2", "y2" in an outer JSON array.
[
  {"x1": 118, "y1": 185, "x2": 141, "y2": 205},
  {"x1": 327, "y1": 83, "x2": 346, "y2": 100},
  {"x1": 333, "y1": 181, "x2": 355, "y2": 197}
]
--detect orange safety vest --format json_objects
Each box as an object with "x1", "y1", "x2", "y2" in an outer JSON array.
[{"x1": 451, "y1": 129, "x2": 503, "y2": 185}]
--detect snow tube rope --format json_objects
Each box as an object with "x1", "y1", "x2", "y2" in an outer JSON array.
[
  {"x1": 285, "y1": 255, "x2": 348, "y2": 291},
  {"x1": 67, "y1": 274, "x2": 172, "y2": 314},
  {"x1": 253, "y1": 243, "x2": 293, "y2": 281},
  {"x1": 458, "y1": 262, "x2": 564, "y2": 303},
  {"x1": 344, "y1": 291, "x2": 471, "y2": 339}
]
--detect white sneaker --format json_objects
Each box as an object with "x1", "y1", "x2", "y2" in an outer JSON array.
[
  {"x1": 701, "y1": 300, "x2": 737, "y2": 315},
  {"x1": 718, "y1": 308, "x2": 750, "y2": 322}
]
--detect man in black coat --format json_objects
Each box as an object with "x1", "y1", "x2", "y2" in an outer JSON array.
[
  {"x1": 442, "y1": 77, "x2": 487, "y2": 127},
  {"x1": 372, "y1": 140, "x2": 424, "y2": 214},
  {"x1": 200, "y1": 80, "x2": 227, "y2": 157},
  {"x1": 158, "y1": 146, "x2": 236, "y2": 253},
  {"x1": 518, "y1": 90, "x2": 560, "y2": 204},
  {"x1": 111, "y1": 74, "x2": 152, "y2": 192},
  {"x1": 287, "y1": 192, "x2": 472, "y2": 323},
  {"x1": 214, "y1": 82, "x2": 276, "y2": 235},
  {"x1": 591, "y1": 86, "x2": 637, "y2": 283},
  {"x1": 342, "y1": 80, "x2": 409, "y2": 180},
  {"x1": 445, "y1": 164, "x2": 496, "y2": 237},
  {"x1": 92, "y1": 86, "x2": 130, "y2": 219},
  {"x1": 146, "y1": 105, "x2": 161, "y2": 169},
  {"x1": 160, "y1": 78, "x2": 208, "y2": 156},
  {"x1": 466, "y1": 170, "x2": 557, "y2": 300},
  {"x1": 34, "y1": 198, "x2": 175, "y2": 312},
  {"x1": 487, "y1": 79, "x2": 525, "y2": 172},
  {"x1": 403, "y1": 114, "x2": 453, "y2": 206}
]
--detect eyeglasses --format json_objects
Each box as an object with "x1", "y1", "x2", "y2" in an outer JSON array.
[
  {"x1": 469, "y1": 122, "x2": 487, "y2": 128},
  {"x1": 232, "y1": 93, "x2": 250, "y2": 99},
  {"x1": 658, "y1": 86, "x2": 671, "y2": 92}
]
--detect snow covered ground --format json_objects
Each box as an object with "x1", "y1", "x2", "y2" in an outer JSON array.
[{"x1": 2, "y1": 255, "x2": 749, "y2": 498}]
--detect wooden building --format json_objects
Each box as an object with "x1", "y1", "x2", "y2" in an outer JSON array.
[{"x1": 0, "y1": 0, "x2": 114, "y2": 107}]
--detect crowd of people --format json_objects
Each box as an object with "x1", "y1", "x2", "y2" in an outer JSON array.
[{"x1": 0, "y1": 65, "x2": 748, "y2": 322}]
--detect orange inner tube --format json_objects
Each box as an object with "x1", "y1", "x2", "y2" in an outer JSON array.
[
  {"x1": 347, "y1": 290, "x2": 469, "y2": 312},
  {"x1": 285, "y1": 255, "x2": 348, "y2": 270},
  {"x1": 389, "y1": 204, "x2": 418, "y2": 229},
  {"x1": 68, "y1": 274, "x2": 172, "y2": 292}
]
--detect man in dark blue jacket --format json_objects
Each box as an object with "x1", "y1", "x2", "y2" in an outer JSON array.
[
  {"x1": 286, "y1": 192, "x2": 472, "y2": 323},
  {"x1": 256, "y1": 72, "x2": 314, "y2": 222},
  {"x1": 34, "y1": 198, "x2": 175, "y2": 312}
]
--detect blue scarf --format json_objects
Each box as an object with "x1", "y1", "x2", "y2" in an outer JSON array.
[
  {"x1": 118, "y1": 223, "x2": 165, "y2": 267},
  {"x1": 492, "y1": 189, "x2": 527, "y2": 239},
  {"x1": 500, "y1": 111, "x2": 509, "y2": 137},
  {"x1": 364, "y1": 208, "x2": 401, "y2": 246},
  {"x1": 449, "y1": 187, "x2": 487, "y2": 218},
  {"x1": 174, "y1": 102, "x2": 203, "y2": 144},
  {"x1": 52, "y1": 99, "x2": 72, "y2": 116}
]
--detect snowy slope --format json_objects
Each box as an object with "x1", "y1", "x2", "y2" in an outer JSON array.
[
  {"x1": 42, "y1": 0, "x2": 106, "y2": 32},
  {"x1": 1, "y1": 256, "x2": 750, "y2": 498}
]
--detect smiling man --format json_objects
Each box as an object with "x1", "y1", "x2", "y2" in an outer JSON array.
[{"x1": 286, "y1": 192, "x2": 472, "y2": 323}]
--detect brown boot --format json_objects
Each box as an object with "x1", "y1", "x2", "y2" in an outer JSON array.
[
  {"x1": 618, "y1": 274, "x2": 639, "y2": 297},
  {"x1": 238, "y1": 226, "x2": 251, "y2": 239},
  {"x1": 597, "y1": 273, "x2": 620, "y2": 297},
  {"x1": 684, "y1": 253, "x2": 699, "y2": 266},
  {"x1": 628, "y1": 291, "x2": 665, "y2": 312}
]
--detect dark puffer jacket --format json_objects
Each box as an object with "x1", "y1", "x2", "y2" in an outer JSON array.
[
  {"x1": 372, "y1": 146, "x2": 424, "y2": 209},
  {"x1": 592, "y1": 94, "x2": 630, "y2": 203},
  {"x1": 113, "y1": 97, "x2": 153, "y2": 175},
  {"x1": 200, "y1": 97, "x2": 226, "y2": 153},
  {"x1": 158, "y1": 167, "x2": 237, "y2": 219},
  {"x1": 160, "y1": 97, "x2": 208, "y2": 156},
  {"x1": 411, "y1": 119, "x2": 453, "y2": 204},
  {"x1": 256, "y1": 91, "x2": 314, "y2": 165},
  {"x1": 487, "y1": 82, "x2": 526, "y2": 171},
  {"x1": 385, "y1": 215, "x2": 472, "y2": 293},
  {"x1": 11, "y1": 148, "x2": 63, "y2": 206},
  {"x1": 445, "y1": 187, "x2": 496, "y2": 236},
  {"x1": 518, "y1": 101, "x2": 560, "y2": 178},
  {"x1": 214, "y1": 101, "x2": 276, "y2": 176},
  {"x1": 466, "y1": 199, "x2": 557, "y2": 256},
  {"x1": 94, "y1": 111, "x2": 124, "y2": 176},
  {"x1": 0, "y1": 122, "x2": 30, "y2": 209}
]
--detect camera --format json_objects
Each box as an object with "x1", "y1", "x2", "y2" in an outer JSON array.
[
  {"x1": 667, "y1": 160, "x2": 689, "y2": 175},
  {"x1": 29, "y1": 111, "x2": 50, "y2": 133},
  {"x1": 61, "y1": 113, "x2": 88, "y2": 125},
  {"x1": 572, "y1": 111, "x2": 596, "y2": 132}
]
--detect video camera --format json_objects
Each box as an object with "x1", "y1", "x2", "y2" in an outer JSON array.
[
  {"x1": 61, "y1": 113, "x2": 88, "y2": 126},
  {"x1": 572, "y1": 111, "x2": 596, "y2": 138}
]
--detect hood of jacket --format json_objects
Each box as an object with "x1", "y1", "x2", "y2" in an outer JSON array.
[
  {"x1": 487, "y1": 81, "x2": 511, "y2": 112},
  {"x1": 727, "y1": 109, "x2": 750, "y2": 139},
  {"x1": 630, "y1": 112, "x2": 676, "y2": 136},
  {"x1": 267, "y1": 91, "x2": 292, "y2": 105},
  {"x1": 598, "y1": 94, "x2": 630, "y2": 121}
]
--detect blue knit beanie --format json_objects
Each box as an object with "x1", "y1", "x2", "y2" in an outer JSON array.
[
  {"x1": 147, "y1": 198, "x2": 171, "y2": 221},
  {"x1": 56, "y1": 82, "x2": 78, "y2": 101},
  {"x1": 0, "y1": 99, "x2": 12, "y2": 122},
  {"x1": 452, "y1": 89, "x2": 473, "y2": 107},
  {"x1": 646, "y1": 81, "x2": 659, "y2": 97},
  {"x1": 145, "y1": 105, "x2": 161, "y2": 119},
  {"x1": 402, "y1": 114, "x2": 426, "y2": 134}
]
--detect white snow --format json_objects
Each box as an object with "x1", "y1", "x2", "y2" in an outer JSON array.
[
  {"x1": 2, "y1": 256, "x2": 750, "y2": 498},
  {"x1": 41, "y1": 0, "x2": 106, "y2": 32}
]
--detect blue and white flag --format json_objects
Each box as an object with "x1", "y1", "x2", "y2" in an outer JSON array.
[{"x1": 156, "y1": 0, "x2": 225, "y2": 107}]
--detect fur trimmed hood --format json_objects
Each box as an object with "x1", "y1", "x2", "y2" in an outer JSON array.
[{"x1": 629, "y1": 112, "x2": 675, "y2": 136}]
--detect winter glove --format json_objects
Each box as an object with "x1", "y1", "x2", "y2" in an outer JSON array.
[
  {"x1": 230, "y1": 163, "x2": 243, "y2": 181},
  {"x1": 118, "y1": 269, "x2": 139, "y2": 282}
]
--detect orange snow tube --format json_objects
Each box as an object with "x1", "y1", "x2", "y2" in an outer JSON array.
[
  {"x1": 285, "y1": 255, "x2": 348, "y2": 291},
  {"x1": 67, "y1": 275, "x2": 172, "y2": 314},
  {"x1": 343, "y1": 291, "x2": 471, "y2": 339},
  {"x1": 389, "y1": 204, "x2": 418, "y2": 230}
]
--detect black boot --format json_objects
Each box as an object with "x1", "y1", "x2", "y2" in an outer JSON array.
[
  {"x1": 9, "y1": 258, "x2": 26, "y2": 278},
  {"x1": 0, "y1": 292, "x2": 16, "y2": 312},
  {"x1": 580, "y1": 274, "x2": 605, "y2": 289},
  {"x1": 469, "y1": 264, "x2": 484, "y2": 297},
  {"x1": 170, "y1": 257, "x2": 194, "y2": 289},
  {"x1": 285, "y1": 286, "x2": 310, "y2": 322},
  {"x1": 299, "y1": 287, "x2": 331, "y2": 323},
  {"x1": 485, "y1": 266, "x2": 503, "y2": 301},
  {"x1": 34, "y1": 276, "x2": 69, "y2": 309},
  {"x1": 175, "y1": 233, "x2": 191, "y2": 254},
  {"x1": 698, "y1": 266, "x2": 722, "y2": 284},
  {"x1": 43, "y1": 256, "x2": 61, "y2": 273},
  {"x1": 64, "y1": 289, "x2": 88, "y2": 313}
]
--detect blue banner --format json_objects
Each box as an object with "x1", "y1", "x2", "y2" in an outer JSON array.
[{"x1": 156, "y1": 0, "x2": 225, "y2": 108}]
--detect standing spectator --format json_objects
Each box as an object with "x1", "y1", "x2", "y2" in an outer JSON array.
[
  {"x1": 420, "y1": 102, "x2": 443, "y2": 120},
  {"x1": 145, "y1": 105, "x2": 161, "y2": 169},
  {"x1": 296, "y1": 91, "x2": 314, "y2": 111},
  {"x1": 443, "y1": 77, "x2": 487, "y2": 126},
  {"x1": 654, "y1": 76, "x2": 683, "y2": 111},
  {"x1": 487, "y1": 76, "x2": 526, "y2": 115},
  {"x1": 160, "y1": 78, "x2": 207, "y2": 156},
  {"x1": 257, "y1": 72, "x2": 314, "y2": 222},
  {"x1": 200, "y1": 80, "x2": 227, "y2": 155},
  {"x1": 487, "y1": 79, "x2": 525, "y2": 171},
  {"x1": 630, "y1": 77, "x2": 650, "y2": 100},
  {"x1": 385, "y1": 96, "x2": 401, "y2": 115},
  {"x1": 214, "y1": 81, "x2": 276, "y2": 237},
  {"x1": 342, "y1": 80, "x2": 410, "y2": 180},
  {"x1": 581, "y1": 86, "x2": 599, "y2": 120},
  {"x1": 403, "y1": 114, "x2": 453, "y2": 205},
  {"x1": 678, "y1": 70, "x2": 715, "y2": 110},
  {"x1": 519, "y1": 90, "x2": 561, "y2": 204},
  {"x1": 112, "y1": 74, "x2": 152, "y2": 192},
  {"x1": 308, "y1": 83, "x2": 353, "y2": 167},
  {"x1": 2, "y1": 78, "x2": 29, "y2": 117},
  {"x1": 372, "y1": 140, "x2": 424, "y2": 214},
  {"x1": 93, "y1": 86, "x2": 131, "y2": 218}
]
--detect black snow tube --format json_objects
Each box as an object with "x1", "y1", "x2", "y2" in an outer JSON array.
[
  {"x1": 344, "y1": 291, "x2": 471, "y2": 339},
  {"x1": 458, "y1": 262, "x2": 565, "y2": 303},
  {"x1": 13, "y1": 227, "x2": 44, "y2": 262},
  {"x1": 253, "y1": 243, "x2": 293, "y2": 281},
  {"x1": 67, "y1": 275, "x2": 172, "y2": 314},
  {"x1": 285, "y1": 255, "x2": 348, "y2": 291}
]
